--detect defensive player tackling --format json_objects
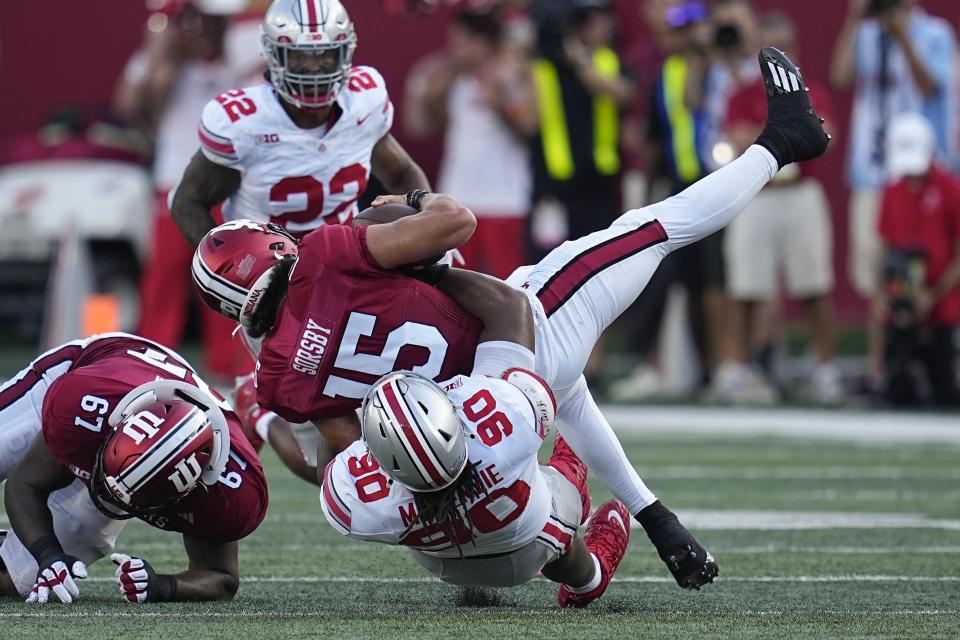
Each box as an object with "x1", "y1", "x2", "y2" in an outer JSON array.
[{"x1": 323, "y1": 302, "x2": 630, "y2": 606}]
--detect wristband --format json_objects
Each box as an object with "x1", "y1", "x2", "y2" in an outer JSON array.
[
  {"x1": 405, "y1": 189, "x2": 430, "y2": 211},
  {"x1": 149, "y1": 573, "x2": 178, "y2": 603},
  {"x1": 27, "y1": 535, "x2": 65, "y2": 566}
]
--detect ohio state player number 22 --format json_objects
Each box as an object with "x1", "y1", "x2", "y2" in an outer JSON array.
[
  {"x1": 322, "y1": 312, "x2": 448, "y2": 399},
  {"x1": 269, "y1": 163, "x2": 367, "y2": 227}
]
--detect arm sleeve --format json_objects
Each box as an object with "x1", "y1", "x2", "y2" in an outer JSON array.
[
  {"x1": 198, "y1": 98, "x2": 243, "y2": 169},
  {"x1": 471, "y1": 341, "x2": 536, "y2": 378}
]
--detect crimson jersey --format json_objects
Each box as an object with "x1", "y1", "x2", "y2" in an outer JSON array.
[
  {"x1": 255, "y1": 224, "x2": 482, "y2": 421},
  {"x1": 41, "y1": 336, "x2": 268, "y2": 542}
]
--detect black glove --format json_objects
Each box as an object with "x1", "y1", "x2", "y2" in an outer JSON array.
[
  {"x1": 637, "y1": 501, "x2": 718, "y2": 590},
  {"x1": 111, "y1": 553, "x2": 177, "y2": 603}
]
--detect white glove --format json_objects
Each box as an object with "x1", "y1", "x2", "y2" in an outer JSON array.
[
  {"x1": 26, "y1": 558, "x2": 87, "y2": 604},
  {"x1": 112, "y1": 553, "x2": 151, "y2": 604}
]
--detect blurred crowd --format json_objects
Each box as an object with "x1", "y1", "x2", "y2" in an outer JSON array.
[
  {"x1": 394, "y1": 0, "x2": 960, "y2": 409},
  {"x1": 3, "y1": 0, "x2": 960, "y2": 409}
]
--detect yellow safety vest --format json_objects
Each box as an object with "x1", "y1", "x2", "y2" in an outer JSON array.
[
  {"x1": 533, "y1": 47, "x2": 622, "y2": 181},
  {"x1": 661, "y1": 54, "x2": 702, "y2": 184}
]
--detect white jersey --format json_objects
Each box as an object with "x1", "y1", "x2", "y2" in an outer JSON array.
[
  {"x1": 198, "y1": 66, "x2": 394, "y2": 234},
  {"x1": 437, "y1": 74, "x2": 531, "y2": 216},
  {"x1": 321, "y1": 374, "x2": 554, "y2": 558}
]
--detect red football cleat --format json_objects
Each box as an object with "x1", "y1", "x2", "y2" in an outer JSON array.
[
  {"x1": 557, "y1": 500, "x2": 631, "y2": 608},
  {"x1": 233, "y1": 373, "x2": 265, "y2": 452}
]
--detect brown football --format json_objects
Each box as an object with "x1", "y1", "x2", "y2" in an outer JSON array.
[{"x1": 352, "y1": 203, "x2": 419, "y2": 227}]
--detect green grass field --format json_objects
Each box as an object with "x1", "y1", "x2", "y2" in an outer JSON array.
[{"x1": 1, "y1": 410, "x2": 959, "y2": 638}]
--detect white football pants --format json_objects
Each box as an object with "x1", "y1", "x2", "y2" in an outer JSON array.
[{"x1": 509, "y1": 146, "x2": 779, "y2": 515}]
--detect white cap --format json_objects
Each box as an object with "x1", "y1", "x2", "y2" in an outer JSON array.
[{"x1": 887, "y1": 112, "x2": 935, "y2": 179}]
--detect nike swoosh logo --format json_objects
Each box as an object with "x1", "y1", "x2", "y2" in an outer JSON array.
[
  {"x1": 357, "y1": 112, "x2": 373, "y2": 125},
  {"x1": 607, "y1": 509, "x2": 626, "y2": 533}
]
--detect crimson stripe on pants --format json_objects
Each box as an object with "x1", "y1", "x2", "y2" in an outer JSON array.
[{"x1": 536, "y1": 220, "x2": 668, "y2": 317}]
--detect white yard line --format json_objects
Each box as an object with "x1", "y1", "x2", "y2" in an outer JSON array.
[
  {"x1": 600, "y1": 405, "x2": 960, "y2": 445},
  {"x1": 259, "y1": 509, "x2": 960, "y2": 530},
  {"x1": 0, "y1": 608, "x2": 955, "y2": 618},
  {"x1": 6, "y1": 509, "x2": 960, "y2": 531},
  {"x1": 669, "y1": 509, "x2": 960, "y2": 530},
  {"x1": 620, "y1": 466, "x2": 960, "y2": 480},
  {"x1": 71, "y1": 575, "x2": 960, "y2": 584},
  {"x1": 118, "y1": 542, "x2": 960, "y2": 554}
]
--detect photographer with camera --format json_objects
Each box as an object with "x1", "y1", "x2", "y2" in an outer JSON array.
[
  {"x1": 873, "y1": 114, "x2": 960, "y2": 406},
  {"x1": 830, "y1": 0, "x2": 956, "y2": 397},
  {"x1": 830, "y1": 0, "x2": 957, "y2": 305}
]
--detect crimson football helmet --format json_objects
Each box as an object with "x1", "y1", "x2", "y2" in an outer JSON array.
[
  {"x1": 262, "y1": 0, "x2": 357, "y2": 109},
  {"x1": 191, "y1": 220, "x2": 300, "y2": 329},
  {"x1": 89, "y1": 380, "x2": 231, "y2": 520}
]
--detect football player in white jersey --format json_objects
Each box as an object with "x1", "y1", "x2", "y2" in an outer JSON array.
[
  {"x1": 171, "y1": 0, "x2": 431, "y2": 246},
  {"x1": 322, "y1": 302, "x2": 632, "y2": 607}
]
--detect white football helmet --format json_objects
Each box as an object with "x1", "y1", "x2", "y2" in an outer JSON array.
[
  {"x1": 361, "y1": 372, "x2": 468, "y2": 493},
  {"x1": 261, "y1": 0, "x2": 357, "y2": 109}
]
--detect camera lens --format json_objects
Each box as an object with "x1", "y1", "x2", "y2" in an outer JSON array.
[{"x1": 714, "y1": 23, "x2": 741, "y2": 50}]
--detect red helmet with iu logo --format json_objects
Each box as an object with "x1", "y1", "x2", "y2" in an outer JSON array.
[
  {"x1": 191, "y1": 220, "x2": 299, "y2": 329},
  {"x1": 89, "y1": 380, "x2": 232, "y2": 520}
]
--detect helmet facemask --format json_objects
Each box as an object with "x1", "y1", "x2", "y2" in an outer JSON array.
[{"x1": 263, "y1": 35, "x2": 356, "y2": 109}]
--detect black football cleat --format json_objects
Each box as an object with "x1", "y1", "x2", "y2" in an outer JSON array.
[
  {"x1": 636, "y1": 501, "x2": 719, "y2": 590},
  {"x1": 755, "y1": 47, "x2": 831, "y2": 169}
]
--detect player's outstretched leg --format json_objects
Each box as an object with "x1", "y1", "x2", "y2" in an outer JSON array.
[
  {"x1": 557, "y1": 500, "x2": 631, "y2": 608},
  {"x1": 521, "y1": 49, "x2": 828, "y2": 391}
]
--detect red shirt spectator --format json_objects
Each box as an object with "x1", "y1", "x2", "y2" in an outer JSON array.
[
  {"x1": 726, "y1": 77, "x2": 834, "y2": 179},
  {"x1": 878, "y1": 165, "x2": 960, "y2": 326}
]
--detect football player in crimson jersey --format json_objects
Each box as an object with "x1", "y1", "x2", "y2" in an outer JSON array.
[
  {"x1": 0, "y1": 333, "x2": 268, "y2": 604},
  {"x1": 170, "y1": 0, "x2": 431, "y2": 247},
  {"x1": 192, "y1": 48, "x2": 830, "y2": 589}
]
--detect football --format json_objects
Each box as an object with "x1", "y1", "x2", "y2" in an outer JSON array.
[{"x1": 352, "y1": 203, "x2": 419, "y2": 227}]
